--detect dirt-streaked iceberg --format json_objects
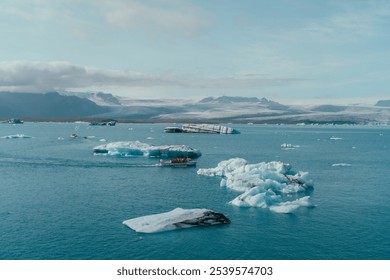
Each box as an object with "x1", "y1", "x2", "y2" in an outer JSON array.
[
  {"x1": 93, "y1": 141, "x2": 201, "y2": 158},
  {"x1": 123, "y1": 208, "x2": 230, "y2": 233},
  {"x1": 197, "y1": 158, "x2": 314, "y2": 213}
]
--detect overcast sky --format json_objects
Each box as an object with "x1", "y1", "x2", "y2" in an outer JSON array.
[{"x1": 1, "y1": 0, "x2": 389, "y2": 104}]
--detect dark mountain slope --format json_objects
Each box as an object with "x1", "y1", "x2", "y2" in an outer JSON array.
[{"x1": 0, "y1": 92, "x2": 111, "y2": 118}]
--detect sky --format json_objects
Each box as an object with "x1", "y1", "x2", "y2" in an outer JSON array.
[{"x1": 1, "y1": 0, "x2": 390, "y2": 105}]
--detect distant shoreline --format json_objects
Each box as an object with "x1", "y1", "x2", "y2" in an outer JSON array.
[{"x1": 1, "y1": 117, "x2": 386, "y2": 126}]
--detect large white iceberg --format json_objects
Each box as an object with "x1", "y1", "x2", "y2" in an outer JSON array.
[
  {"x1": 93, "y1": 141, "x2": 201, "y2": 158},
  {"x1": 197, "y1": 158, "x2": 314, "y2": 213},
  {"x1": 123, "y1": 208, "x2": 230, "y2": 233}
]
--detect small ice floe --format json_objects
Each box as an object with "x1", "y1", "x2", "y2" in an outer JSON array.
[
  {"x1": 99, "y1": 139, "x2": 107, "y2": 142},
  {"x1": 198, "y1": 158, "x2": 314, "y2": 214},
  {"x1": 93, "y1": 141, "x2": 202, "y2": 158},
  {"x1": 332, "y1": 163, "x2": 352, "y2": 167},
  {"x1": 181, "y1": 123, "x2": 240, "y2": 134},
  {"x1": 146, "y1": 137, "x2": 154, "y2": 140},
  {"x1": 57, "y1": 137, "x2": 65, "y2": 140},
  {"x1": 1, "y1": 134, "x2": 32, "y2": 139},
  {"x1": 123, "y1": 208, "x2": 230, "y2": 233},
  {"x1": 330, "y1": 136, "x2": 343, "y2": 140},
  {"x1": 281, "y1": 143, "x2": 300, "y2": 150}
]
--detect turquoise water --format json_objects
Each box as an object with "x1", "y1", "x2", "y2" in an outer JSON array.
[{"x1": 0, "y1": 123, "x2": 389, "y2": 260}]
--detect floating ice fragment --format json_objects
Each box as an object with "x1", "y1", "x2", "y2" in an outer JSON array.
[
  {"x1": 332, "y1": 163, "x2": 352, "y2": 167},
  {"x1": 93, "y1": 141, "x2": 201, "y2": 158},
  {"x1": 269, "y1": 196, "x2": 312, "y2": 214},
  {"x1": 330, "y1": 136, "x2": 343, "y2": 140},
  {"x1": 123, "y1": 208, "x2": 230, "y2": 233}
]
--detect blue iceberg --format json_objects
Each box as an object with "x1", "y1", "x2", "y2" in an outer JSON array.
[{"x1": 198, "y1": 158, "x2": 314, "y2": 213}]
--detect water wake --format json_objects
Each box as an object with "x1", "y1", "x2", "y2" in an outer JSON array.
[{"x1": 0, "y1": 157, "x2": 160, "y2": 169}]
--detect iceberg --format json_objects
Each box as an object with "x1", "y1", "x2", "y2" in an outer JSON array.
[
  {"x1": 123, "y1": 208, "x2": 230, "y2": 233},
  {"x1": 269, "y1": 196, "x2": 313, "y2": 214},
  {"x1": 93, "y1": 141, "x2": 201, "y2": 158},
  {"x1": 198, "y1": 158, "x2": 314, "y2": 213}
]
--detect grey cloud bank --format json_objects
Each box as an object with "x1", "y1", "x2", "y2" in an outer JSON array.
[{"x1": 0, "y1": 61, "x2": 300, "y2": 94}]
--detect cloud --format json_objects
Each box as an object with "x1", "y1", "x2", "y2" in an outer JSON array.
[
  {"x1": 300, "y1": 1, "x2": 390, "y2": 41},
  {"x1": 97, "y1": 0, "x2": 211, "y2": 37},
  {"x1": 0, "y1": 0, "x2": 210, "y2": 38},
  {"x1": 0, "y1": 61, "x2": 301, "y2": 93}
]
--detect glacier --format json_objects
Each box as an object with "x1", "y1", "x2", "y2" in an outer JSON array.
[
  {"x1": 123, "y1": 208, "x2": 230, "y2": 233},
  {"x1": 93, "y1": 141, "x2": 201, "y2": 158},
  {"x1": 197, "y1": 158, "x2": 314, "y2": 213}
]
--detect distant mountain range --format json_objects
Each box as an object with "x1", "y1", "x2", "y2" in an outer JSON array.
[
  {"x1": 0, "y1": 92, "x2": 111, "y2": 119},
  {"x1": 1, "y1": 91, "x2": 390, "y2": 125}
]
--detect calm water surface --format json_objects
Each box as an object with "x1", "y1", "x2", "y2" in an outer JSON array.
[{"x1": 0, "y1": 123, "x2": 389, "y2": 259}]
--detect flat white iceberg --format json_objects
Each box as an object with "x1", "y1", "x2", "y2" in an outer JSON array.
[
  {"x1": 281, "y1": 143, "x2": 300, "y2": 150},
  {"x1": 198, "y1": 158, "x2": 314, "y2": 213},
  {"x1": 93, "y1": 141, "x2": 201, "y2": 158},
  {"x1": 181, "y1": 124, "x2": 240, "y2": 134},
  {"x1": 123, "y1": 208, "x2": 230, "y2": 233}
]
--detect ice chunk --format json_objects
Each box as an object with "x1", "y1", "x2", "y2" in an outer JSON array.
[
  {"x1": 93, "y1": 141, "x2": 201, "y2": 158},
  {"x1": 332, "y1": 163, "x2": 352, "y2": 167},
  {"x1": 123, "y1": 208, "x2": 230, "y2": 233},
  {"x1": 1, "y1": 134, "x2": 32, "y2": 139},
  {"x1": 198, "y1": 158, "x2": 314, "y2": 213}
]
